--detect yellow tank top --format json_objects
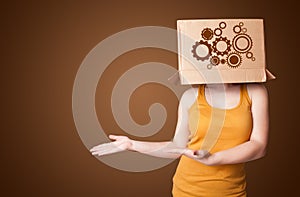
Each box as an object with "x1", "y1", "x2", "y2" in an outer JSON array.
[{"x1": 172, "y1": 84, "x2": 252, "y2": 197}]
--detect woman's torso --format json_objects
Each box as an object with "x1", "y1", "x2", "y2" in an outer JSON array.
[{"x1": 172, "y1": 84, "x2": 253, "y2": 197}]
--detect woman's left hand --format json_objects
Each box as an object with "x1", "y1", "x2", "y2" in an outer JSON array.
[{"x1": 166, "y1": 148, "x2": 216, "y2": 166}]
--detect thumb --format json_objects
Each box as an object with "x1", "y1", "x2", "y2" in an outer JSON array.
[
  {"x1": 195, "y1": 150, "x2": 210, "y2": 158},
  {"x1": 108, "y1": 135, "x2": 119, "y2": 140}
]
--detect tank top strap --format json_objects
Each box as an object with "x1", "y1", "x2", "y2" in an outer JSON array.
[
  {"x1": 240, "y1": 84, "x2": 252, "y2": 106},
  {"x1": 197, "y1": 85, "x2": 207, "y2": 105}
]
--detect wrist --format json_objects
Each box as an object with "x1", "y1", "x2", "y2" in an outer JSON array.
[
  {"x1": 208, "y1": 153, "x2": 222, "y2": 166},
  {"x1": 128, "y1": 139, "x2": 135, "y2": 151}
]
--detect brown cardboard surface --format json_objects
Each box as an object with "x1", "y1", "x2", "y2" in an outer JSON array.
[{"x1": 177, "y1": 19, "x2": 275, "y2": 84}]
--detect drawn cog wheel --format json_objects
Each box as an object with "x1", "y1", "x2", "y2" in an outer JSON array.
[
  {"x1": 191, "y1": 40, "x2": 212, "y2": 61},
  {"x1": 210, "y1": 56, "x2": 220, "y2": 66},
  {"x1": 233, "y1": 25, "x2": 242, "y2": 34},
  {"x1": 214, "y1": 28, "x2": 222, "y2": 36},
  {"x1": 227, "y1": 52, "x2": 242, "y2": 68},
  {"x1": 219, "y1": 21, "x2": 227, "y2": 29},
  {"x1": 232, "y1": 33, "x2": 253, "y2": 54},
  {"x1": 212, "y1": 36, "x2": 231, "y2": 56},
  {"x1": 201, "y1": 28, "x2": 214, "y2": 40}
]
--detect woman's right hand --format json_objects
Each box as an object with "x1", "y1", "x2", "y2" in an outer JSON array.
[{"x1": 89, "y1": 135, "x2": 133, "y2": 156}]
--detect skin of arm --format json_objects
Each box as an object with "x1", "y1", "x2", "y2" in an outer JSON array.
[
  {"x1": 90, "y1": 87, "x2": 198, "y2": 159},
  {"x1": 189, "y1": 84, "x2": 270, "y2": 166},
  {"x1": 91, "y1": 83, "x2": 270, "y2": 166}
]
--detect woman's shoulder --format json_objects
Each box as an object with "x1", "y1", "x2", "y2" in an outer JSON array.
[
  {"x1": 245, "y1": 83, "x2": 268, "y2": 101},
  {"x1": 181, "y1": 86, "x2": 199, "y2": 98},
  {"x1": 179, "y1": 86, "x2": 199, "y2": 107}
]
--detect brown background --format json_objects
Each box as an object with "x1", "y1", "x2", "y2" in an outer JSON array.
[{"x1": 1, "y1": 0, "x2": 298, "y2": 196}]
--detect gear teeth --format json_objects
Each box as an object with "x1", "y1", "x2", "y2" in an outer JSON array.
[
  {"x1": 212, "y1": 36, "x2": 231, "y2": 56},
  {"x1": 191, "y1": 40, "x2": 212, "y2": 61},
  {"x1": 232, "y1": 33, "x2": 253, "y2": 54},
  {"x1": 210, "y1": 56, "x2": 220, "y2": 66},
  {"x1": 201, "y1": 28, "x2": 214, "y2": 40},
  {"x1": 226, "y1": 52, "x2": 242, "y2": 68}
]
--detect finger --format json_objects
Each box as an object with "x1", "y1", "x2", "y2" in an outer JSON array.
[
  {"x1": 92, "y1": 147, "x2": 116, "y2": 156},
  {"x1": 109, "y1": 135, "x2": 120, "y2": 140},
  {"x1": 184, "y1": 149, "x2": 198, "y2": 157},
  {"x1": 90, "y1": 141, "x2": 126, "y2": 154},
  {"x1": 195, "y1": 150, "x2": 210, "y2": 158},
  {"x1": 90, "y1": 142, "x2": 123, "y2": 152},
  {"x1": 90, "y1": 142, "x2": 113, "y2": 152},
  {"x1": 93, "y1": 145, "x2": 124, "y2": 156},
  {"x1": 90, "y1": 143, "x2": 119, "y2": 153}
]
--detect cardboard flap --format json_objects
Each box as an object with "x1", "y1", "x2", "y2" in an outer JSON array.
[{"x1": 266, "y1": 69, "x2": 276, "y2": 80}]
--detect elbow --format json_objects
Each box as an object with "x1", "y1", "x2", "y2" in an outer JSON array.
[
  {"x1": 257, "y1": 150, "x2": 266, "y2": 159},
  {"x1": 261, "y1": 147, "x2": 267, "y2": 158},
  {"x1": 251, "y1": 139, "x2": 268, "y2": 160},
  {"x1": 255, "y1": 146, "x2": 267, "y2": 160}
]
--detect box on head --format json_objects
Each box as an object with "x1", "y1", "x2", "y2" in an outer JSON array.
[{"x1": 170, "y1": 19, "x2": 275, "y2": 85}]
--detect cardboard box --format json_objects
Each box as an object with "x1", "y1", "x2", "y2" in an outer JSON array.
[{"x1": 176, "y1": 19, "x2": 275, "y2": 84}]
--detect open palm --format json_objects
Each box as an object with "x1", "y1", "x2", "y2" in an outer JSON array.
[{"x1": 90, "y1": 135, "x2": 132, "y2": 156}]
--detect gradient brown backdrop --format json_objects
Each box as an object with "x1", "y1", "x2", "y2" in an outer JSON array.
[{"x1": 2, "y1": 0, "x2": 298, "y2": 196}]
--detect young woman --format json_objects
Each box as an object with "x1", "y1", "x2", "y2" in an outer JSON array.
[{"x1": 90, "y1": 83, "x2": 269, "y2": 197}]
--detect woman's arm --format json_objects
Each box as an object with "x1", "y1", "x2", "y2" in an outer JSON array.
[
  {"x1": 90, "y1": 87, "x2": 198, "y2": 159},
  {"x1": 90, "y1": 135, "x2": 177, "y2": 158},
  {"x1": 185, "y1": 84, "x2": 269, "y2": 166}
]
